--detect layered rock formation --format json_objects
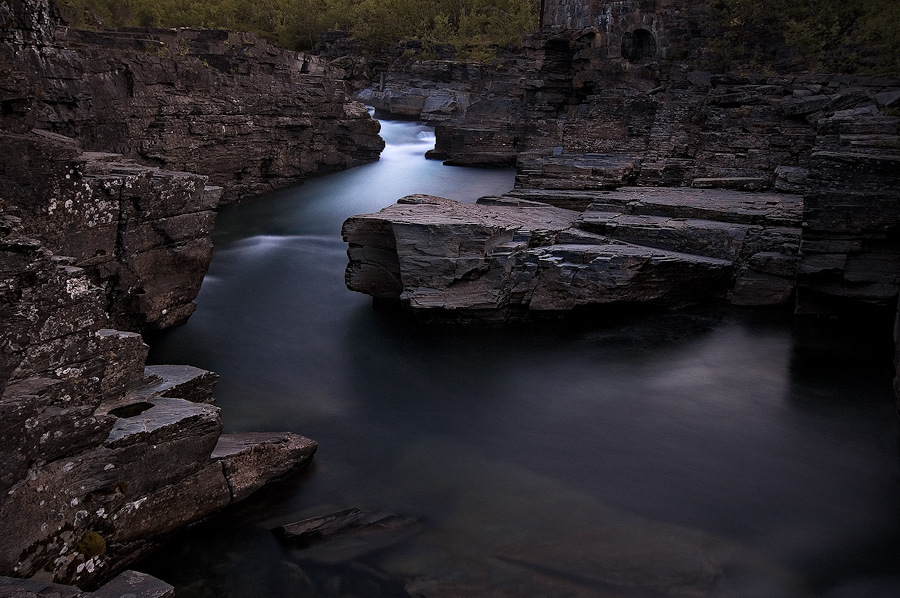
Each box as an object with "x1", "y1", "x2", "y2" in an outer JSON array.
[
  {"x1": 353, "y1": 0, "x2": 900, "y2": 323},
  {"x1": 1, "y1": 0, "x2": 341, "y2": 589},
  {"x1": 1, "y1": 199, "x2": 318, "y2": 586},
  {"x1": 0, "y1": 130, "x2": 218, "y2": 331},
  {"x1": 343, "y1": 191, "x2": 800, "y2": 317},
  {"x1": 3, "y1": 15, "x2": 384, "y2": 203}
]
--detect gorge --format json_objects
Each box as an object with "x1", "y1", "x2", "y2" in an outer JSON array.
[{"x1": 1, "y1": 0, "x2": 899, "y2": 596}]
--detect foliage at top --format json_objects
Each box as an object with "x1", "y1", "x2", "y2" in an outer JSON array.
[
  {"x1": 705, "y1": 0, "x2": 899, "y2": 75},
  {"x1": 58, "y1": 0, "x2": 539, "y2": 59}
]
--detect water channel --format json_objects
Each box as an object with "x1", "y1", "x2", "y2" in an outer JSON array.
[{"x1": 139, "y1": 118, "x2": 900, "y2": 597}]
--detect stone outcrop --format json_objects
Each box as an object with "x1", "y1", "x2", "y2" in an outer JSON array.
[
  {"x1": 343, "y1": 191, "x2": 800, "y2": 317},
  {"x1": 0, "y1": 130, "x2": 218, "y2": 331},
  {"x1": 0, "y1": 206, "x2": 319, "y2": 585},
  {"x1": 795, "y1": 104, "x2": 900, "y2": 315},
  {"x1": 1, "y1": 0, "x2": 324, "y2": 589},
  {"x1": 356, "y1": 0, "x2": 899, "y2": 327},
  {"x1": 0, "y1": 570, "x2": 174, "y2": 598}
]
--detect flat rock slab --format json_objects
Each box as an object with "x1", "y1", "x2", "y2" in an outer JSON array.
[
  {"x1": 343, "y1": 196, "x2": 739, "y2": 315},
  {"x1": 0, "y1": 571, "x2": 172, "y2": 598},
  {"x1": 345, "y1": 193, "x2": 579, "y2": 230},
  {"x1": 87, "y1": 571, "x2": 172, "y2": 598},
  {"x1": 105, "y1": 398, "x2": 220, "y2": 447},
  {"x1": 587, "y1": 187, "x2": 802, "y2": 226},
  {"x1": 137, "y1": 365, "x2": 219, "y2": 404},
  {"x1": 212, "y1": 433, "x2": 318, "y2": 501},
  {"x1": 0, "y1": 577, "x2": 83, "y2": 598},
  {"x1": 577, "y1": 212, "x2": 750, "y2": 261},
  {"x1": 524, "y1": 244, "x2": 733, "y2": 311}
]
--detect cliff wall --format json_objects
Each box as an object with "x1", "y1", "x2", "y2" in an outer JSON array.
[
  {"x1": 14, "y1": 26, "x2": 383, "y2": 204},
  {"x1": 0, "y1": 0, "x2": 347, "y2": 588}
]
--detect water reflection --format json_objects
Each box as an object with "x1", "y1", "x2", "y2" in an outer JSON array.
[{"x1": 142, "y1": 119, "x2": 900, "y2": 597}]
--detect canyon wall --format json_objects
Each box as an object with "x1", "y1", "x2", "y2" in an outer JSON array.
[
  {"x1": 9, "y1": 26, "x2": 384, "y2": 204},
  {"x1": 0, "y1": 0, "x2": 377, "y2": 588}
]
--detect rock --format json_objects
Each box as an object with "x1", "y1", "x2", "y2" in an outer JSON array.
[
  {"x1": 795, "y1": 108, "x2": 900, "y2": 313},
  {"x1": 692, "y1": 177, "x2": 770, "y2": 191},
  {"x1": 344, "y1": 187, "x2": 803, "y2": 315},
  {"x1": 3, "y1": 25, "x2": 383, "y2": 203},
  {"x1": 88, "y1": 571, "x2": 173, "y2": 598},
  {"x1": 0, "y1": 571, "x2": 173, "y2": 598},
  {"x1": 781, "y1": 94, "x2": 831, "y2": 115},
  {"x1": 0, "y1": 3, "x2": 322, "y2": 588},
  {"x1": 0, "y1": 131, "x2": 215, "y2": 332},
  {"x1": 774, "y1": 165, "x2": 808, "y2": 193},
  {"x1": 212, "y1": 433, "x2": 318, "y2": 502},
  {"x1": 278, "y1": 508, "x2": 416, "y2": 542},
  {"x1": 576, "y1": 212, "x2": 750, "y2": 261},
  {"x1": 728, "y1": 268, "x2": 796, "y2": 306},
  {"x1": 515, "y1": 153, "x2": 639, "y2": 191},
  {"x1": 875, "y1": 89, "x2": 900, "y2": 108},
  {"x1": 276, "y1": 509, "x2": 419, "y2": 565},
  {"x1": 0, "y1": 577, "x2": 83, "y2": 598},
  {"x1": 120, "y1": 365, "x2": 220, "y2": 406}
]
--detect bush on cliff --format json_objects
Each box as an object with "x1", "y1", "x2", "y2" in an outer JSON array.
[
  {"x1": 58, "y1": 0, "x2": 540, "y2": 58},
  {"x1": 705, "y1": 0, "x2": 900, "y2": 75}
]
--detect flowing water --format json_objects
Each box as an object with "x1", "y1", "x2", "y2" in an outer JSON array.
[{"x1": 140, "y1": 119, "x2": 900, "y2": 597}]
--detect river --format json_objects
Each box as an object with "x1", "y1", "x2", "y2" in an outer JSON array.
[{"x1": 140, "y1": 118, "x2": 900, "y2": 597}]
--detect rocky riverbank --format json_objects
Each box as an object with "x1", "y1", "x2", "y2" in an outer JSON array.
[
  {"x1": 348, "y1": 0, "x2": 900, "y2": 322},
  {"x1": 0, "y1": 0, "x2": 386, "y2": 589}
]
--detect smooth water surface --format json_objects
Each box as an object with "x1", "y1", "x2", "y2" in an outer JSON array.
[{"x1": 141, "y1": 119, "x2": 900, "y2": 597}]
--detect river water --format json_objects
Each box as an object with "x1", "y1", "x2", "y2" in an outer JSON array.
[{"x1": 140, "y1": 119, "x2": 900, "y2": 597}]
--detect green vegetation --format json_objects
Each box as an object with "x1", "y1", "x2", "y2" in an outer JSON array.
[
  {"x1": 705, "y1": 0, "x2": 900, "y2": 75},
  {"x1": 58, "y1": 0, "x2": 539, "y2": 58}
]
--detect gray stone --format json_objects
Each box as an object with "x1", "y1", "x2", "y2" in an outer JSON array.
[
  {"x1": 87, "y1": 571, "x2": 172, "y2": 598},
  {"x1": 212, "y1": 433, "x2": 318, "y2": 501},
  {"x1": 774, "y1": 166, "x2": 808, "y2": 193},
  {"x1": 343, "y1": 195, "x2": 743, "y2": 315},
  {"x1": 781, "y1": 94, "x2": 831, "y2": 115},
  {"x1": 875, "y1": 89, "x2": 900, "y2": 108}
]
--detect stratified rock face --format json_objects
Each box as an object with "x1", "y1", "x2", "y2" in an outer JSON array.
[
  {"x1": 343, "y1": 191, "x2": 801, "y2": 317},
  {"x1": 0, "y1": 222, "x2": 319, "y2": 583},
  {"x1": 0, "y1": 130, "x2": 218, "y2": 331},
  {"x1": 13, "y1": 27, "x2": 383, "y2": 203},
  {"x1": 2, "y1": 0, "x2": 383, "y2": 204},
  {"x1": 0, "y1": 1, "x2": 320, "y2": 588},
  {"x1": 0, "y1": 154, "x2": 318, "y2": 586},
  {"x1": 795, "y1": 105, "x2": 900, "y2": 314}
]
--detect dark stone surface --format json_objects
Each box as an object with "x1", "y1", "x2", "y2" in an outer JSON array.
[{"x1": 0, "y1": 131, "x2": 215, "y2": 331}]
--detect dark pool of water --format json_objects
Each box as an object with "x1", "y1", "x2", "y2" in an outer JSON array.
[{"x1": 140, "y1": 120, "x2": 900, "y2": 598}]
